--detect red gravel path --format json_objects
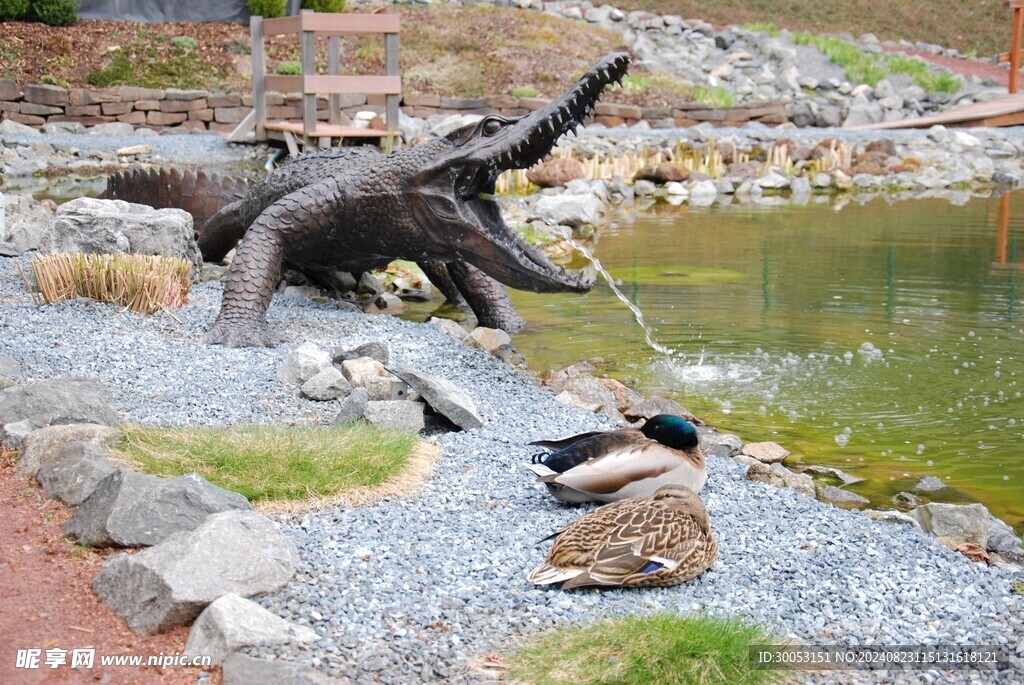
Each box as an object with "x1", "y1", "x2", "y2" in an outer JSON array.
[{"x1": 0, "y1": 448, "x2": 220, "y2": 685}]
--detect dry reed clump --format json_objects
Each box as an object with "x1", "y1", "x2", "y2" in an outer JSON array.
[{"x1": 27, "y1": 252, "x2": 191, "y2": 314}]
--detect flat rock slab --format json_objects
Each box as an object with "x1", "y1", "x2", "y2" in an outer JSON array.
[
  {"x1": 36, "y1": 441, "x2": 117, "y2": 505},
  {"x1": 331, "y1": 341, "x2": 389, "y2": 365},
  {"x1": 92, "y1": 510, "x2": 299, "y2": 633},
  {"x1": 39, "y1": 197, "x2": 201, "y2": 270},
  {"x1": 0, "y1": 377, "x2": 118, "y2": 448},
  {"x1": 819, "y1": 484, "x2": 870, "y2": 507},
  {"x1": 745, "y1": 461, "x2": 815, "y2": 498},
  {"x1": 15, "y1": 422, "x2": 119, "y2": 479},
  {"x1": 222, "y1": 654, "x2": 337, "y2": 685},
  {"x1": 740, "y1": 441, "x2": 790, "y2": 463},
  {"x1": 389, "y1": 365, "x2": 483, "y2": 430},
  {"x1": 798, "y1": 464, "x2": 865, "y2": 486},
  {"x1": 65, "y1": 470, "x2": 252, "y2": 547},
  {"x1": 185, "y1": 593, "x2": 318, "y2": 665}
]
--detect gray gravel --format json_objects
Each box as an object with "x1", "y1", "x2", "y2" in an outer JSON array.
[{"x1": 1, "y1": 254, "x2": 1021, "y2": 684}]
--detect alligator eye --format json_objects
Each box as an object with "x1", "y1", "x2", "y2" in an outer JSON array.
[{"x1": 483, "y1": 119, "x2": 503, "y2": 135}]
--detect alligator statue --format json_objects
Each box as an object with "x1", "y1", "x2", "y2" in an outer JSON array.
[{"x1": 100, "y1": 52, "x2": 631, "y2": 347}]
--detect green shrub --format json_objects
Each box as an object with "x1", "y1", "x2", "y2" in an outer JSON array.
[
  {"x1": 276, "y1": 61, "x2": 301, "y2": 75},
  {"x1": 302, "y1": 0, "x2": 346, "y2": 11},
  {"x1": 247, "y1": 0, "x2": 287, "y2": 18},
  {"x1": 171, "y1": 36, "x2": 198, "y2": 50},
  {"x1": 31, "y1": 0, "x2": 76, "y2": 26},
  {"x1": 0, "y1": 0, "x2": 30, "y2": 22}
]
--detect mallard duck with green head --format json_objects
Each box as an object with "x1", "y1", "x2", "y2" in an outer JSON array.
[
  {"x1": 526, "y1": 414, "x2": 706, "y2": 504},
  {"x1": 528, "y1": 484, "x2": 718, "y2": 589}
]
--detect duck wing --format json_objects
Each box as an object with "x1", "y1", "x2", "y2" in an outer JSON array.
[
  {"x1": 561, "y1": 505, "x2": 712, "y2": 589},
  {"x1": 540, "y1": 442, "x2": 684, "y2": 496},
  {"x1": 532, "y1": 431, "x2": 647, "y2": 473}
]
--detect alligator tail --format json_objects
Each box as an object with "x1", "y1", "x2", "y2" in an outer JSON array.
[{"x1": 99, "y1": 167, "x2": 250, "y2": 239}]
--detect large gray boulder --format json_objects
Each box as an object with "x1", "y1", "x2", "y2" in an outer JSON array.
[
  {"x1": 92, "y1": 510, "x2": 299, "y2": 633},
  {"x1": 15, "y1": 422, "x2": 119, "y2": 479},
  {"x1": 64, "y1": 471, "x2": 252, "y2": 547},
  {"x1": 185, "y1": 594, "x2": 318, "y2": 665},
  {"x1": 222, "y1": 654, "x2": 337, "y2": 685},
  {"x1": 986, "y1": 515, "x2": 1024, "y2": 564},
  {"x1": 299, "y1": 366, "x2": 352, "y2": 402},
  {"x1": 278, "y1": 343, "x2": 332, "y2": 387},
  {"x1": 39, "y1": 197, "x2": 201, "y2": 271},
  {"x1": 0, "y1": 378, "x2": 118, "y2": 450},
  {"x1": 0, "y1": 355, "x2": 22, "y2": 386},
  {"x1": 333, "y1": 387, "x2": 369, "y2": 425},
  {"x1": 740, "y1": 441, "x2": 790, "y2": 464},
  {"x1": 912, "y1": 502, "x2": 991, "y2": 548},
  {"x1": 36, "y1": 442, "x2": 117, "y2": 505},
  {"x1": 363, "y1": 400, "x2": 425, "y2": 433},
  {"x1": 331, "y1": 341, "x2": 389, "y2": 366},
  {"x1": 389, "y1": 365, "x2": 483, "y2": 430},
  {"x1": 534, "y1": 194, "x2": 600, "y2": 229},
  {"x1": 1, "y1": 194, "x2": 55, "y2": 255}
]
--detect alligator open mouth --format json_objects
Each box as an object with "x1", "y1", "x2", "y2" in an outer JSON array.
[{"x1": 415, "y1": 53, "x2": 631, "y2": 294}]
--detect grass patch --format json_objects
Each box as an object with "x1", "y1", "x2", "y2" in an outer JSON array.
[
  {"x1": 741, "y1": 22, "x2": 780, "y2": 36},
  {"x1": 276, "y1": 60, "x2": 301, "y2": 75},
  {"x1": 85, "y1": 40, "x2": 231, "y2": 89},
  {"x1": 692, "y1": 85, "x2": 736, "y2": 108},
  {"x1": 1013, "y1": 580, "x2": 1024, "y2": 595},
  {"x1": 508, "y1": 613, "x2": 780, "y2": 685},
  {"x1": 512, "y1": 85, "x2": 540, "y2": 98},
  {"x1": 114, "y1": 421, "x2": 425, "y2": 507},
  {"x1": 111, "y1": 423, "x2": 426, "y2": 508},
  {"x1": 792, "y1": 32, "x2": 960, "y2": 92},
  {"x1": 29, "y1": 253, "x2": 191, "y2": 315}
]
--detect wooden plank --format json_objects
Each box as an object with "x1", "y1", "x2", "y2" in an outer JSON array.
[
  {"x1": 301, "y1": 27, "x2": 317, "y2": 137},
  {"x1": 265, "y1": 121, "x2": 400, "y2": 137},
  {"x1": 251, "y1": 15, "x2": 266, "y2": 141},
  {"x1": 304, "y1": 75, "x2": 401, "y2": 95},
  {"x1": 263, "y1": 15, "x2": 302, "y2": 36},
  {"x1": 847, "y1": 93, "x2": 1024, "y2": 130},
  {"x1": 264, "y1": 75, "x2": 304, "y2": 93},
  {"x1": 300, "y1": 13, "x2": 400, "y2": 35},
  {"x1": 227, "y1": 109, "x2": 257, "y2": 142}
]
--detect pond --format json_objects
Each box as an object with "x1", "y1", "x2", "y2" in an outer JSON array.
[{"x1": 501, "y1": 192, "x2": 1024, "y2": 532}]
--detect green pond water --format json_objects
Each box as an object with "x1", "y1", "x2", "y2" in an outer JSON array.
[{"x1": 483, "y1": 193, "x2": 1024, "y2": 532}]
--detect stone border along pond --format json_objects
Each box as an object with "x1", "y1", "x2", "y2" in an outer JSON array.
[{"x1": 1, "y1": 228, "x2": 1023, "y2": 683}]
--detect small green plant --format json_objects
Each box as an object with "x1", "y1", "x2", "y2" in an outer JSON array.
[
  {"x1": 511, "y1": 85, "x2": 540, "y2": 98},
  {"x1": 276, "y1": 60, "x2": 301, "y2": 75},
  {"x1": 1013, "y1": 580, "x2": 1024, "y2": 595},
  {"x1": 38, "y1": 74, "x2": 59, "y2": 85},
  {"x1": 617, "y1": 73, "x2": 650, "y2": 94},
  {"x1": 229, "y1": 40, "x2": 251, "y2": 55},
  {"x1": 171, "y1": 36, "x2": 198, "y2": 50},
  {"x1": 112, "y1": 423, "x2": 420, "y2": 505},
  {"x1": 355, "y1": 43, "x2": 383, "y2": 61},
  {"x1": 741, "y1": 22, "x2": 780, "y2": 37},
  {"x1": 693, "y1": 85, "x2": 736, "y2": 108},
  {"x1": 30, "y1": 0, "x2": 77, "y2": 26},
  {"x1": 303, "y1": 0, "x2": 345, "y2": 11},
  {"x1": 0, "y1": 0, "x2": 30, "y2": 22},
  {"x1": 66, "y1": 540, "x2": 92, "y2": 558},
  {"x1": 247, "y1": 0, "x2": 287, "y2": 18},
  {"x1": 509, "y1": 613, "x2": 781, "y2": 685}
]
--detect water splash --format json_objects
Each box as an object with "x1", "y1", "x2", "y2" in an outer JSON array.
[{"x1": 501, "y1": 196, "x2": 674, "y2": 356}]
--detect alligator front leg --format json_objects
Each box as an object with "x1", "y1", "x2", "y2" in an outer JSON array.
[
  {"x1": 418, "y1": 260, "x2": 467, "y2": 308},
  {"x1": 204, "y1": 221, "x2": 287, "y2": 348},
  {"x1": 447, "y1": 260, "x2": 527, "y2": 334}
]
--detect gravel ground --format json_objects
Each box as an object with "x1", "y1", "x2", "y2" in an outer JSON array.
[{"x1": 1, "y1": 252, "x2": 1022, "y2": 684}]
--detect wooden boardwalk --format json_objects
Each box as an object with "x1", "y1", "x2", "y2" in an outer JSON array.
[{"x1": 849, "y1": 93, "x2": 1024, "y2": 130}]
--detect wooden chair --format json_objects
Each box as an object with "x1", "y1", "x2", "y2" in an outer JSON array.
[{"x1": 233, "y1": 9, "x2": 401, "y2": 153}]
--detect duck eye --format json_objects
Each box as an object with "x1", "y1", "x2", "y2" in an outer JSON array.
[{"x1": 483, "y1": 119, "x2": 503, "y2": 135}]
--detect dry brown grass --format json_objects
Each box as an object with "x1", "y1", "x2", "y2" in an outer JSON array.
[{"x1": 28, "y1": 253, "x2": 191, "y2": 315}]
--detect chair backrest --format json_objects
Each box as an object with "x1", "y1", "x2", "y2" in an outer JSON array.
[{"x1": 250, "y1": 9, "x2": 401, "y2": 140}]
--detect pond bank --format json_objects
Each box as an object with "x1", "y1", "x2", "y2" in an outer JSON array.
[{"x1": 0, "y1": 254, "x2": 1021, "y2": 682}]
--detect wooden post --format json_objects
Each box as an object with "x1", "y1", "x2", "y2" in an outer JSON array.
[
  {"x1": 301, "y1": 10, "x2": 317, "y2": 148},
  {"x1": 329, "y1": 35, "x2": 341, "y2": 128},
  {"x1": 385, "y1": 31, "x2": 400, "y2": 131},
  {"x1": 251, "y1": 15, "x2": 266, "y2": 141},
  {"x1": 1012, "y1": 3, "x2": 1024, "y2": 94}
]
